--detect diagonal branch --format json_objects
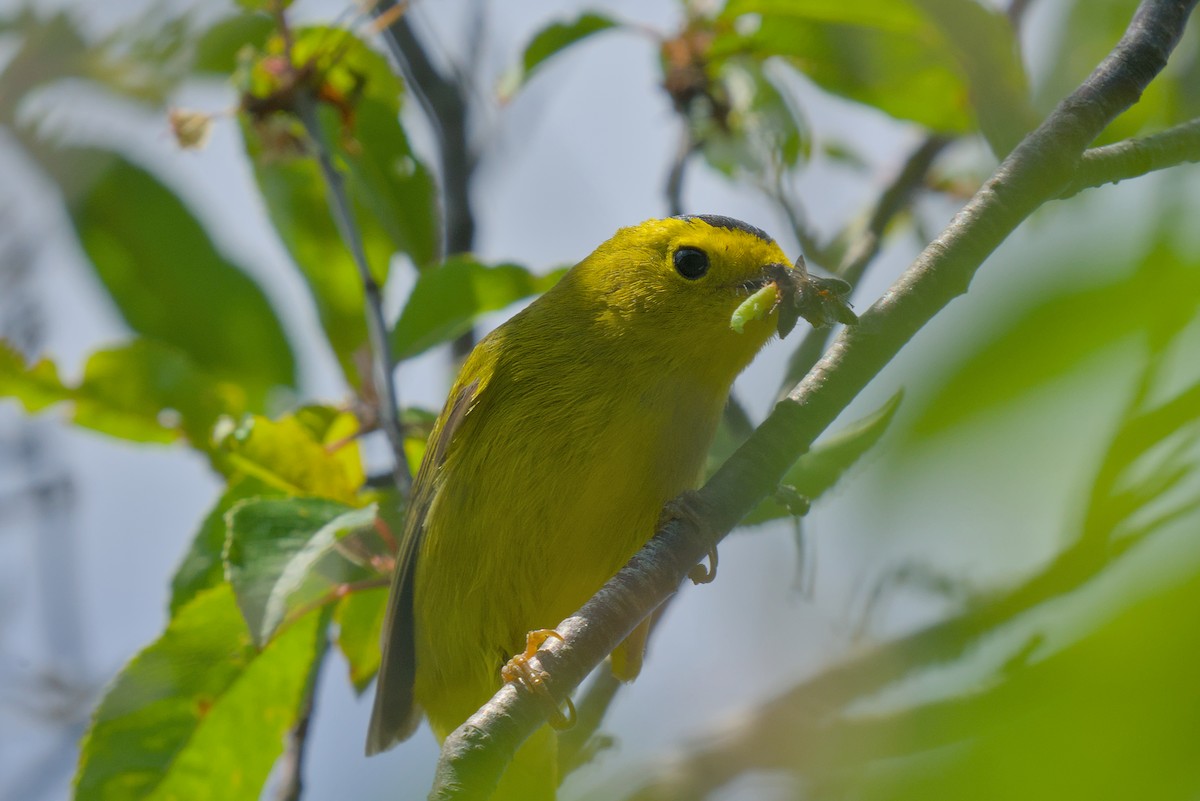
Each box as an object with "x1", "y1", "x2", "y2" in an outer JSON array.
[
  {"x1": 778, "y1": 134, "x2": 949, "y2": 395},
  {"x1": 428, "y1": 1, "x2": 1198, "y2": 797}
]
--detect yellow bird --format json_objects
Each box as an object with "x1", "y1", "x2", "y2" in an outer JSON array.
[{"x1": 366, "y1": 215, "x2": 814, "y2": 799}]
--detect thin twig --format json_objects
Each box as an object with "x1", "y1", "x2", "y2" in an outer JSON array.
[
  {"x1": 1057, "y1": 116, "x2": 1200, "y2": 199},
  {"x1": 274, "y1": 634, "x2": 330, "y2": 801},
  {"x1": 296, "y1": 99, "x2": 413, "y2": 494},
  {"x1": 665, "y1": 127, "x2": 696, "y2": 217},
  {"x1": 428, "y1": 2, "x2": 1198, "y2": 797},
  {"x1": 374, "y1": 0, "x2": 476, "y2": 259}
]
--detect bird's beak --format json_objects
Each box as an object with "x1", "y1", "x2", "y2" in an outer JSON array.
[{"x1": 759, "y1": 259, "x2": 858, "y2": 338}]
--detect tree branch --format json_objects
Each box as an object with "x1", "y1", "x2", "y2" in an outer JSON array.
[
  {"x1": 296, "y1": 99, "x2": 413, "y2": 494},
  {"x1": 1057, "y1": 117, "x2": 1200, "y2": 199},
  {"x1": 429, "y1": 2, "x2": 1198, "y2": 797},
  {"x1": 778, "y1": 134, "x2": 949, "y2": 395},
  {"x1": 375, "y1": 1, "x2": 476, "y2": 258}
]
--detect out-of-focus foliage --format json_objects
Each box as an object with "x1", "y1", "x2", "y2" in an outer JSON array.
[
  {"x1": 391, "y1": 256, "x2": 566, "y2": 361},
  {"x1": 499, "y1": 11, "x2": 620, "y2": 97},
  {"x1": 1, "y1": 1, "x2": 1198, "y2": 801},
  {"x1": 70, "y1": 156, "x2": 296, "y2": 404}
]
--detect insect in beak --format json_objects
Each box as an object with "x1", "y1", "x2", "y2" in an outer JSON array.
[{"x1": 762, "y1": 257, "x2": 858, "y2": 337}]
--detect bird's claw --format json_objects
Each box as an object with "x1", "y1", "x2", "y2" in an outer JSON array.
[{"x1": 501, "y1": 629, "x2": 576, "y2": 730}]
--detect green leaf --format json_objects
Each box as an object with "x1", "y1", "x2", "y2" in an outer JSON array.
[
  {"x1": 335, "y1": 586, "x2": 388, "y2": 694},
  {"x1": 910, "y1": 242, "x2": 1200, "y2": 437},
  {"x1": 716, "y1": 0, "x2": 973, "y2": 133},
  {"x1": 68, "y1": 154, "x2": 295, "y2": 407},
  {"x1": 225, "y1": 498, "x2": 376, "y2": 646},
  {"x1": 0, "y1": 340, "x2": 72, "y2": 413},
  {"x1": 391, "y1": 256, "x2": 566, "y2": 361},
  {"x1": 699, "y1": 60, "x2": 811, "y2": 177},
  {"x1": 192, "y1": 12, "x2": 274, "y2": 74},
  {"x1": 908, "y1": 0, "x2": 1035, "y2": 156},
  {"x1": 74, "y1": 585, "x2": 322, "y2": 801},
  {"x1": 169, "y1": 476, "x2": 280, "y2": 615},
  {"x1": 215, "y1": 410, "x2": 365, "y2": 503},
  {"x1": 744, "y1": 391, "x2": 902, "y2": 525},
  {"x1": 500, "y1": 12, "x2": 620, "y2": 97},
  {"x1": 241, "y1": 27, "x2": 438, "y2": 385},
  {"x1": 1, "y1": 338, "x2": 246, "y2": 446},
  {"x1": 74, "y1": 339, "x2": 246, "y2": 445}
]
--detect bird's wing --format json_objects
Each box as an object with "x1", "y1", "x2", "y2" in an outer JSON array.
[{"x1": 365, "y1": 377, "x2": 481, "y2": 755}]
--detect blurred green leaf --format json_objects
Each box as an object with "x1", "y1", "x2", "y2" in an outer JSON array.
[
  {"x1": 908, "y1": 0, "x2": 1034, "y2": 156},
  {"x1": 699, "y1": 60, "x2": 811, "y2": 177},
  {"x1": 844, "y1": 555, "x2": 1200, "y2": 801},
  {"x1": 74, "y1": 339, "x2": 246, "y2": 445},
  {"x1": 715, "y1": 0, "x2": 973, "y2": 133},
  {"x1": 500, "y1": 12, "x2": 620, "y2": 98},
  {"x1": 714, "y1": 0, "x2": 1034, "y2": 147},
  {"x1": 335, "y1": 586, "x2": 388, "y2": 693},
  {"x1": 0, "y1": 340, "x2": 71, "y2": 412},
  {"x1": 391, "y1": 256, "x2": 566, "y2": 361},
  {"x1": 169, "y1": 475, "x2": 279, "y2": 615},
  {"x1": 1, "y1": 338, "x2": 246, "y2": 446},
  {"x1": 215, "y1": 410, "x2": 365, "y2": 503},
  {"x1": 744, "y1": 391, "x2": 902, "y2": 525},
  {"x1": 225, "y1": 498, "x2": 375, "y2": 646},
  {"x1": 69, "y1": 155, "x2": 295, "y2": 407},
  {"x1": 911, "y1": 243, "x2": 1200, "y2": 437},
  {"x1": 192, "y1": 12, "x2": 274, "y2": 74},
  {"x1": 241, "y1": 27, "x2": 438, "y2": 385},
  {"x1": 74, "y1": 585, "x2": 322, "y2": 801}
]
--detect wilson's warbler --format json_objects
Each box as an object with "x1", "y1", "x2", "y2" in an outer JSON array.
[{"x1": 367, "y1": 215, "x2": 818, "y2": 799}]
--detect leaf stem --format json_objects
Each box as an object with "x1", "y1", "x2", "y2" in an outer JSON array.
[{"x1": 296, "y1": 98, "x2": 413, "y2": 495}]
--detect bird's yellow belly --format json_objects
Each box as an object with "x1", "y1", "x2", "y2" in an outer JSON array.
[{"x1": 412, "y1": 381, "x2": 722, "y2": 738}]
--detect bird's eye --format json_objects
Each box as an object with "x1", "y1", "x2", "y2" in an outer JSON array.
[{"x1": 673, "y1": 247, "x2": 709, "y2": 280}]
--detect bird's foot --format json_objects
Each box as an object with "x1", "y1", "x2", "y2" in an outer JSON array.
[{"x1": 501, "y1": 629, "x2": 576, "y2": 730}]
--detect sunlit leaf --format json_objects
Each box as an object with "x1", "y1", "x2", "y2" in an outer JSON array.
[
  {"x1": 225, "y1": 498, "x2": 376, "y2": 646},
  {"x1": 744, "y1": 391, "x2": 902, "y2": 525},
  {"x1": 74, "y1": 339, "x2": 247, "y2": 445},
  {"x1": 0, "y1": 339, "x2": 71, "y2": 413},
  {"x1": 391, "y1": 256, "x2": 566, "y2": 361},
  {"x1": 169, "y1": 475, "x2": 280, "y2": 615},
  {"x1": 74, "y1": 585, "x2": 322, "y2": 801},
  {"x1": 69, "y1": 155, "x2": 295, "y2": 407},
  {"x1": 335, "y1": 586, "x2": 388, "y2": 693},
  {"x1": 500, "y1": 12, "x2": 620, "y2": 97},
  {"x1": 1, "y1": 338, "x2": 246, "y2": 446},
  {"x1": 214, "y1": 410, "x2": 365, "y2": 503}
]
